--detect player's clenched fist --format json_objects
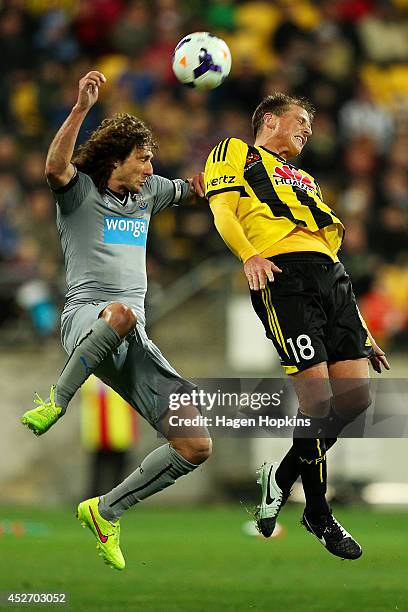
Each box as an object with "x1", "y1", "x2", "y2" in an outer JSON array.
[
  {"x1": 244, "y1": 255, "x2": 282, "y2": 291},
  {"x1": 75, "y1": 71, "x2": 106, "y2": 112}
]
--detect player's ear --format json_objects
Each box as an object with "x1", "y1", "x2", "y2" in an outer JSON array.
[{"x1": 263, "y1": 112, "x2": 278, "y2": 131}]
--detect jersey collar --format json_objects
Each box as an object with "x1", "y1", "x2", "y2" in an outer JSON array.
[
  {"x1": 105, "y1": 187, "x2": 129, "y2": 205},
  {"x1": 258, "y1": 146, "x2": 288, "y2": 163}
]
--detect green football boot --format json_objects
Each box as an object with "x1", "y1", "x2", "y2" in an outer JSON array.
[
  {"x1": 77, "y1": 497, "x2": 125, "y2": 570},
  {"x1": 21, "y1": 385, "x2": 62, "y2": 436}
]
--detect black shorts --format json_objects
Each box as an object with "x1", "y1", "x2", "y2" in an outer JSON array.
[{"x1": 250, "y1": 252, "x2": 373, "y2": 375}]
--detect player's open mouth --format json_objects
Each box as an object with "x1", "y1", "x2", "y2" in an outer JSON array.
[{"x1": 294, "y1": 136, "x2": 305, "y2": 146}]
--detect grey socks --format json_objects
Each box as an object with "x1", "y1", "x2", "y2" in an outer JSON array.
[
  {"x1": 99, "y1": 444, "x2": 198, "y2": 521},
  {"x1": 55, "y1": 318, "x2": 121, "y2": 412}
]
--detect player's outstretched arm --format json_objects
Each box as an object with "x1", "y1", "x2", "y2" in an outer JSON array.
[
  {"x1": 45, "y1": 71, "x2": 106, "y2": 189},
  {"x1": 209, "y1": 192, "x2": 282, "y2": 290}
]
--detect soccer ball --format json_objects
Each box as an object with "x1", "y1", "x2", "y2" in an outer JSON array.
[{"x1": 172, "y1": 32, "x2": 232, "y2": 90}]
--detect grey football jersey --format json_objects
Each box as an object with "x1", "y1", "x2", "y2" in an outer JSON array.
[{"x1": 52, "y1": 169, "x2": 190, "y2": 326}]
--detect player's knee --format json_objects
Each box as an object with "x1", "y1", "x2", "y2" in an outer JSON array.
[
  {"x1": 334, "y1": 386, "x2": 372, "y2": 419},
  {"x1": 172, "y1": 437, "x2": 212, "y2": 465},
  {"x1": 100, "y1": 303, "x2": 137, "y2": 337},
  {"x1": 188, "y1": 438, "x2": 212, "y2": 464},
  {"x1": 349, "y1": 391, "x2": 371, "y2": 419},
  {"x1": 298, "y1": 397, "x2": 331, "y2": 419},
  {"x1": 351, "y1": 390, "x2": 372, "y2": 415}
]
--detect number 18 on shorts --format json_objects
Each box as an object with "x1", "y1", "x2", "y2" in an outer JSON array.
[{"x1": 249, "y1": 258, "x2": 372, "y2": 375}]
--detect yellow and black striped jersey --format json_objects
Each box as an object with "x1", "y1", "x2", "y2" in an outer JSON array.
[{"x1": 204, "y1": 137, "x2": 344, "y2": 258}]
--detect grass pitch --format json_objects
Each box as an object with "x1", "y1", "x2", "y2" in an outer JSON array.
[{"x1": 0, "y1": 504, "x2": 406, "y2": 612}]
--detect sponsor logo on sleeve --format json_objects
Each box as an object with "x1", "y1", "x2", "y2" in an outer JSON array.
[
  {"x1": 206, "y1": 175, "x2": 236, "y2": 188},
  {"x1": 104, "y1": 216, "x2": 149, "y2": 246},
  {"x1": 244, "y1": 150, "x2": 262, "y2": 171}
]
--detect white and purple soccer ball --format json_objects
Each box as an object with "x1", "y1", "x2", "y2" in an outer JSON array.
[{"x1": 172, "y1": 32, "x2": 232, "y2": 90}]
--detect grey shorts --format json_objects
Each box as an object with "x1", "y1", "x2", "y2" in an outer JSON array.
[{"x1": 61, "y1": 301, "x2": 196, "y2": 430}]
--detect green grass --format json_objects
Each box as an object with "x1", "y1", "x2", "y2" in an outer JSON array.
[{"x1": 0, "y1": 505, "x2": 406, "y2": 611}]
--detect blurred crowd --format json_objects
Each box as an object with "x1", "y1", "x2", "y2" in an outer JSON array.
[{"x1": 0, "y1": 0, "x2": 407, "y2": 347}]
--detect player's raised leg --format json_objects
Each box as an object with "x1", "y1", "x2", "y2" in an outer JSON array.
[
  {"x1": 255, "y1": 363, "x2": 332, "y2": 538},
  {"x1": 292, "y1": 362, "x2": 364, "y2": 559},
  {"x1": 97, "y1": 405, "x2": 211, "y2": 521},
  {"x1": 21, "y1": 303, "x2": 136, "y2": 435},
  {"x1": 299, "y1": 358, "x2": 371, "y2": 560},
  {"x1": 78, "y1": 403, "x2": 212, "y2": 570},
  {"x1": 262, "y1": 358, "x2": 371, "y2": 502},
  {"x1": 256, "y1": 438, "x2": 339, "y2": 538},
  {"x1": 257, "y1": 361, "x2": 363, "y2": 559}
]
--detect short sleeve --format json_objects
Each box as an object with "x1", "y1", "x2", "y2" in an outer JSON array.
[
  {"x1": 49, "y1": 169, "x2": 95, "y2": 215},
  {"x1": 204, "y1": 138, "x2": 246, "y2": 199},
  {"x1": 149, "y1": 175, "x2": 190, "y2": 215}
]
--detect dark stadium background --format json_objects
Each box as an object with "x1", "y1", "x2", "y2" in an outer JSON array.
[{"x1": 0, "y1": 1, "x2": 407, "y2": 611}]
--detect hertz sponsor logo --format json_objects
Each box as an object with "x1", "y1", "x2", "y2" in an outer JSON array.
[
  {"x1": 104, "y1": 216, "x2": 148, "y2": 246},
  {"x1": 206, "y1": 175, "x2": 236, "y2": 187}
]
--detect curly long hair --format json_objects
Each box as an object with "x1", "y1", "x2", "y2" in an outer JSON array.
[{"x1": 73, "y1": 113, "x2": 157, "y2": 192}]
